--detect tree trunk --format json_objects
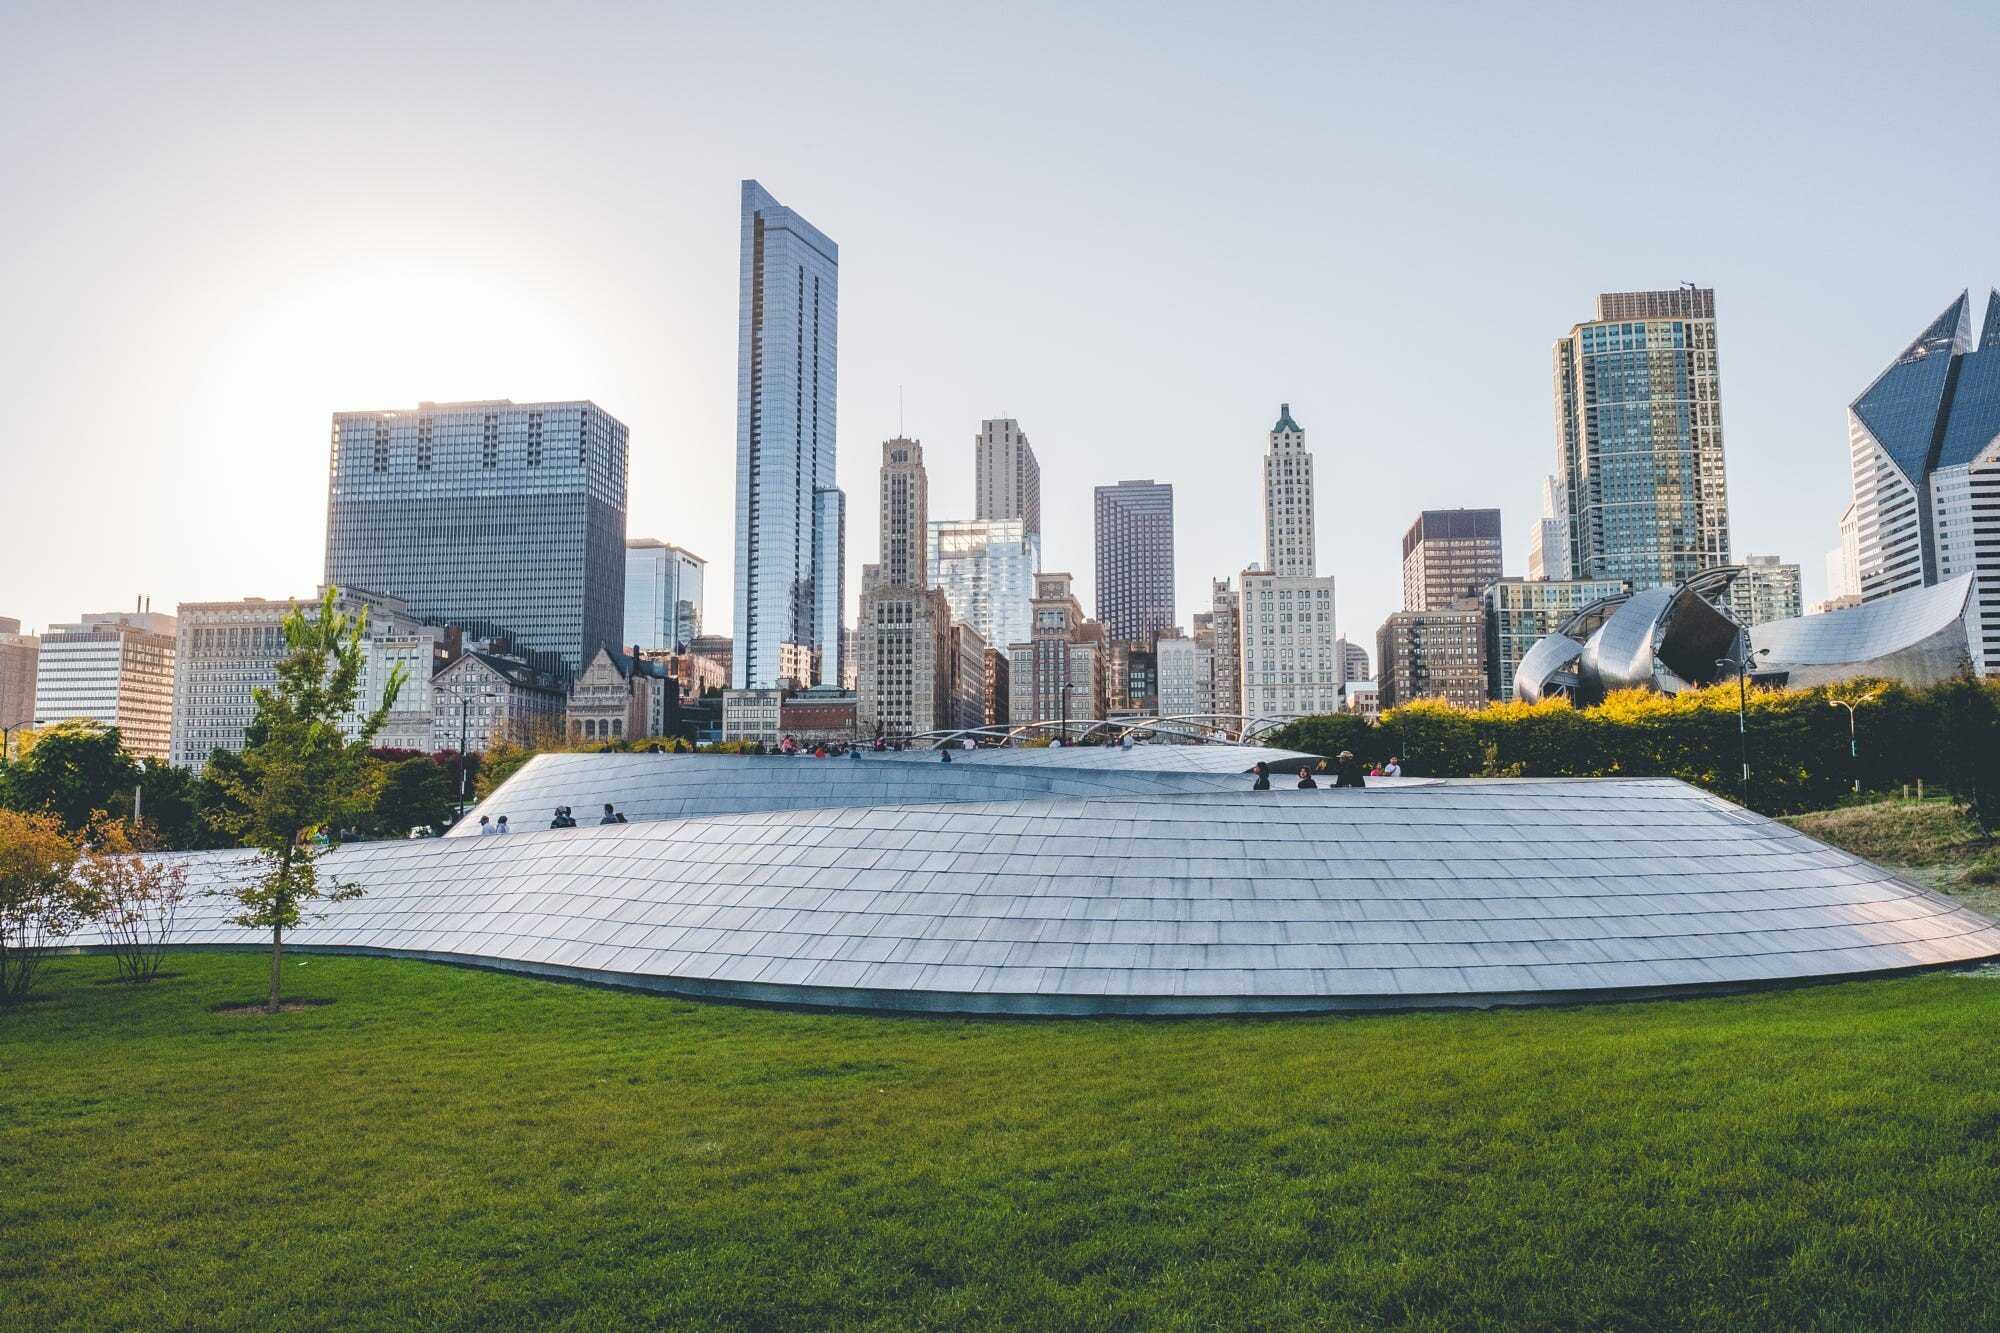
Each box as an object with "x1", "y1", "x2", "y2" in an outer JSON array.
[{"x1": 268, "y1": 922, "x2": 283, "y2": 1013}]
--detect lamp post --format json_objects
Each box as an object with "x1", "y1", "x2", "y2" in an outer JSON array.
[
  {"x1": 1827, "y1": 690, "x2": 1881, "y2": 796},
  {"x1": 1715, "y1": 647, "x2": 1771, "y2": 805},
  {"x1": 456, "y1": 679, "x2": 497, "y2": 820}
]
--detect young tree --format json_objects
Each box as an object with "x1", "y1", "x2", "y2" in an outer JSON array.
[
  {"x1": 0, "y1": 809, "x2": 86, "y2": 1002},
  {"x1": 209, "y1": 589, "x2": 405, "y2": 1012},
  {"x1": 76, "y1": 817, "x2": 190, "y2": 984}
]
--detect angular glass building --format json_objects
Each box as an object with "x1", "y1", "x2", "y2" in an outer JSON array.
[
  {"x1": 324, "y1": 399, "x2": 628, "y2": 680},
  {"x1": 622, "y1": 539, "x2": 705, "y2": 654},
  {"x1": 1845, "y1": 290, "x2": 2000, "y2": 675},
  {"x1": 732, "y1": 180, "x2": 844, "y2": 689},
  {"x1": 928, "y1": 518, "x2": 1040, "y2": 659},
  {"x1": 1553, "y1": 288, "x2": 1731, "y2": 590}
]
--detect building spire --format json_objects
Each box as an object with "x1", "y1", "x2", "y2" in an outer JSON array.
[{"x1": 1272, "y1": 402, "x2": 1302, "y2": 434}]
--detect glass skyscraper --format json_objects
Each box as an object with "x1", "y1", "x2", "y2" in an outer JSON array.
[
  {"x1": 323, "y1": 399, "x2": 628, "y2": 680},
  {"x1": 732, "y1": 179, "x2": 844, "y2": 689},
  {"x1": 929, "y1": 518, "x2": 1041, "y2": 655},
  {"x1": 1553, "y1": 288, "x2": 1731, "y2": 591},
  {"x1": 623, "y1": 539, "x2": 705, "y2": 653},
  {"x1": 1844, "y1": 290, "x2": 2000, "y2": 675}
]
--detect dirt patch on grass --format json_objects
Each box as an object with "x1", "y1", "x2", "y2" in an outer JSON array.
[{"x1": 211, "y1": 998, "x2": 336, "y2": 1015}]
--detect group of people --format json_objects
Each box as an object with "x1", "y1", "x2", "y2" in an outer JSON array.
[
  {"x1": 1251, "y1": 752, "x2": 1401, "y2": 790},
  {"x1": 474, "y1": 803, "x2": 630, "y2": 834}
]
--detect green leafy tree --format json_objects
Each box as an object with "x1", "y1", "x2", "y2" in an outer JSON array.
[
  {"x1": 1933, "y1": 676, "x2": 2000, "y2": 836},
  {"x1": 3, "y1": 720, "x2": 138, "y2": 833},
  {"x1": 115, "y1": 758, "x2": 234, "y2": 851},
  {"x1": 370, "y1": 755, "x2": 458, "y2": 838},
  {"x1": 210, "y1": 590, "x2": 405, "y2": 1012}
]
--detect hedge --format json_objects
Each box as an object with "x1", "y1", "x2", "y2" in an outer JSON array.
[{"x1": 1265, "y1": 677, "x2": 2000, "y2": 820}]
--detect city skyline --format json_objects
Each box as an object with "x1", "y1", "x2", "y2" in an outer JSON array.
[{"x1": 5, "y1": 6, "x2": 1999, "y2": 650}]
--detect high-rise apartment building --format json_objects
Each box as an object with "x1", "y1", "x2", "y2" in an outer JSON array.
[
  {"x1": 623, "y1": 540, "x2": 704, "y2": 654},
  {"x1": 732, "y1": 179, "x2": 844, "y2": 690},
  {"x1": 1821, "y1": 503, "x2": 1862, "y2": 611},
  {"x1": 34, "y1": 606, "x2": 177, "y2": 760},
  {"x1": 1554, "y1": 287, "x2": 1731, "y2": 590},
  {"x1": 171, "y1": 589, "x2": 439, "y2": 768},
  {"x1": 945, "y1": 622, "x2": 989, "y2": 732},
  {"x1": 0, "y1": 617, "x2": 38, "y2": 739},
  {"x1": 1008, "y1": 573, "x2": 1105, "y2": 727},
  {"x1": 974, "y1": 417, "x2": 1041, "y2": 539},
  {"x1": 1376, "y1": 608, "x2": 1488, "y2": 711},
  {"x1": 1526, "y1": 475, "x2": 1571, "y2": 581},
  {"x1": 324, "y1": 399, "x2": 627, "y2": 680},
  {"x1": 1728, "y1": 555, "x2": 1803, "y2": 629},
  {"x1": 928, "y1": 519, "x2": 1040, "y2": 660},
  {"x1": 1402, "y1": 509, "x2": 1504, "y2": 611},
  {"x1": 857, "y1": 439, "x2": 952, "y2": 740},
  {"x1": 1239, "y1": 570, "x2": 1343, "y2": 719},
  {"x1": 1263, "y1": 404, "x2": 1316, "y2": 577},
  {"x1": 1093, "y1": 479, "x2": 1176, "y2": 644},
  {"x1": 1207, "y1": 578, "x2": 1241, "y2": 717},
  {"x1": 1483, "y1": 577, "x2": 1629, "y2": 703},
  {"x1": 1844, "y1": 291, "x2": 2000, "y2": 674}
]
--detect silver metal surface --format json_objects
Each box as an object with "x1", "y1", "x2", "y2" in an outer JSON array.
[{"x1": 63, "y1": 762, "x2": 2000, "y2": 1015}]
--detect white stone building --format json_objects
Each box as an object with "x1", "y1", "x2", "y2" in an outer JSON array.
[{"x1": 35, "y1": 605, "x2": 177, "y2": 762}]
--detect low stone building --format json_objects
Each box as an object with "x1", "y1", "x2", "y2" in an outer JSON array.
[{"x1": 432, "y1": 650, "x2": 564, "y2": 753}]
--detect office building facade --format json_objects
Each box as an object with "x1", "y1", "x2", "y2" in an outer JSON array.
[
  {"x1": 1402, "y1": 508, "x2": 1503, "y2": 611},
  {"x1": 1155, "y1": 632, "x2": 1213, "y2": 721},
  {"x1": 1239, "y1": 570, "x2": 1343, "y2": 720},
  {"x1": 1008, "y1": 573, "x2": 1105, "y2": 727},
  {"x1": 974, "y1": 417, "x2": 1041, "y2": 538},
  {"x1": 1844, "y1": 291, "x2": 2000, "y2": 674},
  {"x1": 623, "y1": 540, "x2": 704, "y2": 654},
  {"x1": 1554, "y1": 288, "x2": 1731, "y2": 590},
  {"x1": 324, "y1": 399, "x2": 627, "y2": 680},
  {"x1": 928, "y1": 518, "x2": 1040, "y2": 660},
  {"x1": 1484, "y1": 577, "x2": 1630, "y2": 703},
  {"x1": 34, "y1": 607, "x2": 177, "y2": 761},
  {"x1": 1093, "y1": 479, "x2": 1176, "y2": 645},
  {"x1": 1377, "y1": 608, "x2": 1488, "y2": 711},
  {"x1": 1263, "y1": 404, "x2": 1317, "y2": 577},
  {"x1": 732, "y1": 179, "x2": 844, "y2": 690},
  {"x1": 171, "y1": 588, "x2": 439, "y2": 767},
  {"x1": 1526, "y1": 475, "x2": 1572, "y2": 581},
  {"x1": 1207, "y1": 578, "x2": 1241, "y2": 717},
  {"x1": 858, "y1": 439, "x2": 952, "y2": 739},
  {"x1": 430, "y1": 650, "x2": 564, "y2": 754}
]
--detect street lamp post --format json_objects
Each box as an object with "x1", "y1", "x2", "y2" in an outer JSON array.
[
  {"x1": 456, "y1": 680, "x2": 496, "y2": 821},
  {"x1": 1715, "y1": 647, "x2": 1771, "y2": 805},
  {"x1": 1827, "y1": 690, "x2": 1881, "y2": 796}
]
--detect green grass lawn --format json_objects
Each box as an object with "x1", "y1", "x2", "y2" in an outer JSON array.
[{"x1": 6, "y1": 953, "x2": 2000, "y2": 1331}]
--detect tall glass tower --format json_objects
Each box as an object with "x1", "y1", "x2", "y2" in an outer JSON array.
[
  {"x1": 1553, "y1": 288, "x2": 1730, "y2": 590},
  {"x1": 732, "y1": 179, "x2": 843, "y2": 689}
]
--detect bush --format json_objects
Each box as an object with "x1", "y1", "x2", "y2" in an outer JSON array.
[
  {"x1": 76, "y1": 818, "x2": 189, "y2": 984},
  {"x1": 0, "y1": 809, "x2": 89, "y2": 1001},
  {"x1": 1267, "y1": 675, "x2": 2000, "y2": 817}
]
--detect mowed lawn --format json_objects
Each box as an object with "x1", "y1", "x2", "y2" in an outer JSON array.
[{"x1": 6, "y1": 954, "x2": 2000, "y2": 1331}]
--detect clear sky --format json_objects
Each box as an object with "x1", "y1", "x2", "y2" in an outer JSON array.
[{"x1": 4, "y1": 1, "x2": 1997, "y2": 650}]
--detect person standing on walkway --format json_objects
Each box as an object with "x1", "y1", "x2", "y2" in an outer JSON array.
[
  {"x1": 1382, "y1": 756, "x2": 1402, "y2": 778},
  {"x1": 477, "y1": 815, "x2": 496, "y2": 835},
  {"x1": 1333, "y1": 751, "x2": 1367, "y2": 788},
  {"x1": 1252, "y1": 762, "x2": 1271, "y2": 791},
  {"x1": 1296, "y1": 766, "x2": 1318, "y2": 789},
  {"x1": 600, "y1": 803, "x2": 620, "y2": 825}
]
